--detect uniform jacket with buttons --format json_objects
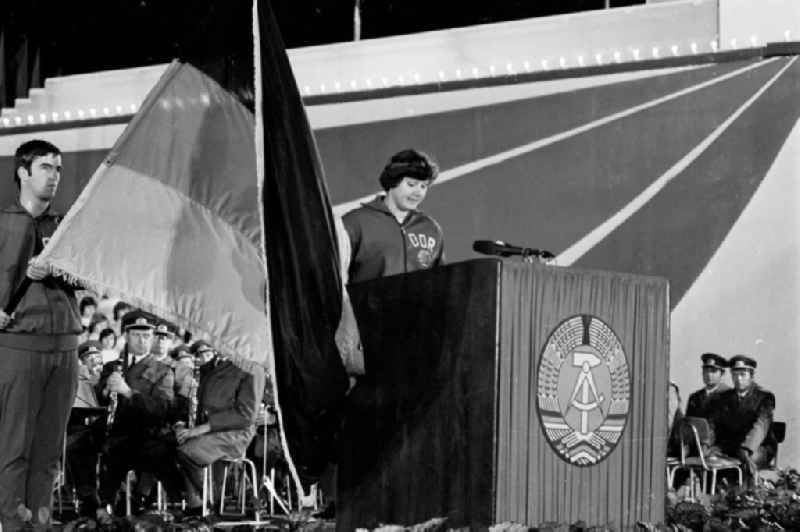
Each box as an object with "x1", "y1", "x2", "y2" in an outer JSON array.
[
  {"x1": 0, "y1": 201, "x2": 82, "y2": 351},
  {"x1": 342, "y1": 196, "x2": 444, "y2": 284},
  {"x1": 96, "y1": 350, "x2": 175, "y2": 435},
  {"x1": 710, "y1": 384, "x2": 777, "y2": 458},
  {"x1": 685, "y1": 382, "x2": 730, "y2": 419},
  {"x1": 196, "y1": 358, "x2": 264, "y2": 433}
]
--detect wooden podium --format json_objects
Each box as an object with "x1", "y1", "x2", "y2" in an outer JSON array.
[{"x1": 338, "y1": 259, "x2": 669, "y2": 531}]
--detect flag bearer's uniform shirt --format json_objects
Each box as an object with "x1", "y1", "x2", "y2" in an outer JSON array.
[{"x1": 342, "y1": 196, "x2": 445, "y2": 284}]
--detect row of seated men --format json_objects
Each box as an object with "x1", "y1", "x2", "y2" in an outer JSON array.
[
  {"x1": 668, "y1": 352, "x2": 777, "y2": 485},
  {"x1": 66, "y1": 308, "x2": 273, "y2": 519}
]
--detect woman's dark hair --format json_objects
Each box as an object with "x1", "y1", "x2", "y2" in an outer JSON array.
[
  {"x1": 89, "y1": 312, "x2": 109, "y2": 333},
  {"x1": 378, "y1": 149, "x2": 439, "y2": 191},
  {"x1": 79, "y1": 296, "x2": 97, "y2": 315},
  {"x1": 99, "y1": 327, "x2": 116, "y2": 344},
  {"x1": 112, "y1": 301, "x2": 133, "y2": 321}
]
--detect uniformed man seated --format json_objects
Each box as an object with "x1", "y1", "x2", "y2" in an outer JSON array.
[
  {"x1": 75, "y1": 341, "x2": 103, "y2": 407},
  {"x1": 172, "y1": 345, "x2": 265, "y2": 515},
  {"x1": 65, "y1": 342, "x2": 106, "y2": 516},
  {"x1": 708, "y1": 355, "x2": 777, "y2": 483},
  {"x1": 686, "y1": 353, "x2": 730, "y2": 419},
  {"x1": 95, "y1": 310, "x2": 181, "y2": 516},
  {"x1": 151, "y1": 319, "x2": 177, "y2": 363},
  {"x1": 170, "y1": 344, "x2": 196, "y2": 425}
]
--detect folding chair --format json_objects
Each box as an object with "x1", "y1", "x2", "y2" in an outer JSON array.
[{"x1": 674, "y1": 416, "x2": 743, "y2": 495}]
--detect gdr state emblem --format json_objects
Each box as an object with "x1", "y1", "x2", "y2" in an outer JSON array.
[{"x1": 536, "y1": 315, "x2": 630, "y2": 466}]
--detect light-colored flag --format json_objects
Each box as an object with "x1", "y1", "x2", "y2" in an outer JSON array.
[{"x1": 39, "y1": 61, "x2": 272, "y2": 373}]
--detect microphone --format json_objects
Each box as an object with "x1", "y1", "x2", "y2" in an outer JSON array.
[{"x1": 473, "y1": 240, "x2": 554, "y2": 259}]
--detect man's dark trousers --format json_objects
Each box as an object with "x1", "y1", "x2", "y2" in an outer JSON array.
[{"x1": 0, "y1": 345, "x2": 78, "y2": 529}]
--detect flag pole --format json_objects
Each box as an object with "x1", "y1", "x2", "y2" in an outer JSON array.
[{"x1": 3, "y1": 278, "x2": 32, "y2": 315}]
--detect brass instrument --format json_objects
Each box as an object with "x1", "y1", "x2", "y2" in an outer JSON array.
[
  {"x1": 106, "y1": 361, "x2": 124, "y2": 434},
  {"x1": 187, "y1": 364, "x2": 201, "y2": 428}
]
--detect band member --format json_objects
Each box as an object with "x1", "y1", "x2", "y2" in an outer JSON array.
[
  {"x1": 171, "y1": 344, "x2": 196, "y2": 425},
  {"x1": 190, "y1": 340, "x2": 217, "y2": 366},
  {"x1": 151, "y1": 319, "x2": 177, "y2": 362},
  {"x1": 95, "y1": 310, "x2": 179, "y2": 515},
  {"x1": 343, "y1": 149, "x2": 445, "y2": 283},
  {"x1": 67, "y1": 342, "x2": 105, "y2": 515},
  {"x1": 0, "y1": 139, "x2": 82, "y2": 531},
  {"x1": 709, "y1": 355, "x2": 777, "y2": 482},
  {"x1": 174, "y1": 347, "x2": 265, "y2": 514},
  {"x1": 76, "y1": 341, "x2": 103, "y2": 406},
  {"x1": 685, "y1": 353, "x2": 730, "y2": 419}
]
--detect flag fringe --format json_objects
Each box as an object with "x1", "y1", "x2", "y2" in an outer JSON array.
[{"x1": 48, "y1": 263, "x2": 266, "y2": 376}]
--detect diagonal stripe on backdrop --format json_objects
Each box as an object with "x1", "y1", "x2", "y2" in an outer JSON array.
[
  {"x1": 573, "y1": 55, "x2": 800, "y2": 307},
  {"x1": 333, "y1": 58, "x2": 779, "y2": 217},
  {"x1": 558, "y1": 56, "x2": 797, "y2": 266}
]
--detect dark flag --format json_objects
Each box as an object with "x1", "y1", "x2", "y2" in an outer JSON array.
[{"x1": 253, "y1": 0, "x2": 350, "y2": 487}]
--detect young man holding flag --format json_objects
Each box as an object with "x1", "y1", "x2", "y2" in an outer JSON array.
[{"x1": 0, "y1": 139, "x2": 82, "y2": 530}]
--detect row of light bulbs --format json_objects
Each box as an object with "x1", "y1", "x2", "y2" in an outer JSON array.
[
  {"x1": 300, "y1": 35, "x2": 774, "y2": 95},
  {"x1": 0, "y1": 30, "x2": 791, "y2": 127},
  {"x1": 1, "y1": 103, "x2": 138, "y2": 128}
]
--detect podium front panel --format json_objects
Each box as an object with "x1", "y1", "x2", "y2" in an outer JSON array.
[{"x1": 496, "y1": 262, "x2": 668, "y2": 528}]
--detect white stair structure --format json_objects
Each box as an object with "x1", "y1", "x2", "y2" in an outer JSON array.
[{"x1": 1, "y1": 0, "x2": 797, "y2": 130}]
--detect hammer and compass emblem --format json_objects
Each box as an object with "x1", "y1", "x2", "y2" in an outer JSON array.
[{"x1": 536, "y1": 315, "x2": 631, "y2": 466}]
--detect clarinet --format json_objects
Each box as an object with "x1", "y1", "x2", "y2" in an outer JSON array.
[
  {"x1": 106, "y1": 361, "x2": 124, "y2": 435},
  {"x1": 187, "y1": 365, "x2": 201, "y2": 428}
]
